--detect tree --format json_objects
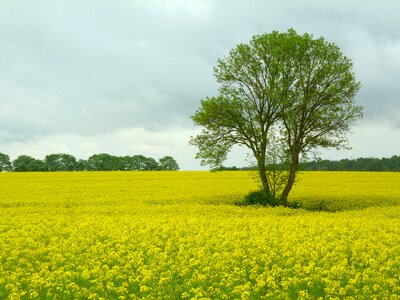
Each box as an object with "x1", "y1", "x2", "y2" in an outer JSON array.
[
  {"x1": 191, "y1": 29, "x2": 362, "y2": 203},
  {"x1": 118, "y1": 156, "x2": 134, "y2": 171},
  {"x1": 143, "y1": 157, "x2": 159, "y2": 171},
  {"x1": 159, "y1": 156, "x2": 180, "y2": 171},
  {"x1": 125, "y1": 155, "x2": 159, "y2": 171},
  {"x1": 130, "y1": 155, "x2": 148, "y2": 171},
  {"x1": 87, "y1": 153, "x2": 119, "y2": 171},
  {"x1": 117, "y1": 155, "x2": 148, "y2": 171},
  {"x1": 44, "y1": 153, "x2": 77, "y2": 171},
  {"x1": 0, "y1": 152, "x2": 12, "y2": 172},
  {"x1": 13, "y1": 155, "x2": 46, "y2": 172},
  {"x1": 275, "y1": 30, "x2": 362, "y2": 200},
  {"x1": 75, "y1": 159, "x2": 88, "y2": 171}
]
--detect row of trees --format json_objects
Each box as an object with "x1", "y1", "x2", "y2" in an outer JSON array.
[
  {"x1": 0, "y1": 153, "x2": 179, "y2": 172},
  {"x1": 299, "y1": 156, "x2": 400, "y2": 172},
  {"x1": 216, "y1": 155, "x2": 400, "y2": 172}
]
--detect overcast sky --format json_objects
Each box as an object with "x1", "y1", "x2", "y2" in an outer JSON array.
[{"x1": 1, "y1": 0, "x2": 399, "y2": 169}]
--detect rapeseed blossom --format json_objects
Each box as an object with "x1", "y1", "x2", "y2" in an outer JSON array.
[{"x1": 0, "y1": 171, "x2": 399, "y2": 299}]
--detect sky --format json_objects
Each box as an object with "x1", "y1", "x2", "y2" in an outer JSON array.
[{"x1": 1, "y1": 0, "x2": 399, "y2": 170}]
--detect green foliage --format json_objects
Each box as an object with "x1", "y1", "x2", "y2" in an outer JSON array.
[
  {"x1": 158, "y1": 156, "x2": 179, "y2": 171},
  {"x1": 0, "y1": 152, "x2": 12, "y2": 172},
  {"x1": 86, "y1": 154, "x2": 164, "y2": 171},
  {"x1": 143, "y1": 157, "x2": 159, "y2": 171},
  {"x1": 191, "y1": 28, "x2": 362, "y2": 202},
  {"x1": 300, "y1": 155, "x2": 400, "y2": 172},
  {"x1": 3, "y1": 152, "x2": 179, "y2": 172},
  {"x1": 264, "y1": 130, "x2": 291, "y2": 198},
  {"x1": 190, "y1": 96, "x2": 242, "y2": 169},
  {"x1": 87, "y1": 153, "x2": 119, "y2": 171},
  {"x1": 75, "y1": 159, "x2": 88, "y2": 171},
  {"x1": 242, "y1": 190, "x2": 284, "y2": 207},
  {"x1": 13, "y1": 155, "x2": 46, "y2": 172},
  {"x1": 44, "y1": 153, "x2": 77, "y2": 171},
  {"x1": 121, "y1": 155, "x2": 147, "y2": 171},
  {"x1": 286, "y1": 200, "x2": 302, "y2": 209}
]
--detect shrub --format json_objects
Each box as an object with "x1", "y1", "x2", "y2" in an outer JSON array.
[
  {"x1": 242, "y1": 190, "x2": 284, "y2": 207},
  {"x1": 286, "y1": 201, "x2": 302, "y2": 209}
]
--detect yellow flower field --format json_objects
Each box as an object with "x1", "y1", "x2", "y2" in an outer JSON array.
[{"x1": 0, "y1": 171, "x2": 399, "y2": 299}]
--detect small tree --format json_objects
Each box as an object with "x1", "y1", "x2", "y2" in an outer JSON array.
[
  {"x1": 191, "y1": 29, "x2": 362, "y2": 203},
  {"x1": 264, "y1": 130, "x2": 290, "y2": 198},
  {"x1": 0, "y1": 152, "x2": 12, "y2": 172},
  {"x1": 158, "y1": 156, "x2": 179, "y2": 171}
]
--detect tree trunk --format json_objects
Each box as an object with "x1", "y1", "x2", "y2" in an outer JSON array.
[
  {"x1": 281, "y1": 153, "x2": 299, "y2": 204},
  {"x1": 258, "y1": 160, "x2": 270, "y2": 193}
]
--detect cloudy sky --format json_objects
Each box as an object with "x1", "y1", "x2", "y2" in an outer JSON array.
[{"x1": 1, "y1": 0, "x2": 399, "y2": 169}]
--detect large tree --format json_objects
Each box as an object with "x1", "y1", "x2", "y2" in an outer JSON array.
[
  {"x1": 13, "y1": 155, "x2": 46, "y2": 172},
  {"x1": 191, "y1": 29, "x2": 362, "y2": 203}
]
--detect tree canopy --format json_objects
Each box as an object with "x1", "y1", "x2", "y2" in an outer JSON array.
[
  {"x1": 45, "y1": 154, "x2": 77, "y2": 171},
  {"x1": 159, "y1": 156, "x2": 180, "y2": 171},
  {"x1": 13, "y1": 155, "x2": 46, "y2": 172},
  {"x1": 191, "y1": 29, "x2": 362, "y2": 202},
  {"x1": 1, "y1": 153, "x2": 179, "y2": 172},
  {"x1": 0, "y1": 152, "x2": 12, "y2": 172},
  {"x1": 300, "y1": 156, "x2": 400, "y2": 172}
]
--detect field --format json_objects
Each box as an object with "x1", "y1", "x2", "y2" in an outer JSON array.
[{"x1": 0, "y1": 171, "x2": 399, "y2": 299}]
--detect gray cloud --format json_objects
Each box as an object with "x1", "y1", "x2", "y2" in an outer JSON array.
[
  {"x1": 0, "y1": 0, "x2": 399, "y2": 168},
  {"x1": 0, "y1": 0, "x2": 221, "y2": 140}
]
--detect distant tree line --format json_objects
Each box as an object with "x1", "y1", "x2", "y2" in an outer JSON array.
[
  {"x1": 215, "y1": 155, "x2": 400, "y2": 172},
  {"x1": 299, "y1": 156, "x2": 400, "y2": 172},
  {"x1": 0, "y1": 152, "x2": 179, "y2": 172}
]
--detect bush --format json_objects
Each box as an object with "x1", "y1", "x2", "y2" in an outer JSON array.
[
  {"x1": 286, "y1": 201, "x2": 302, "y2": 209},
  {"x1": 242, "y1": 190, "x2": 284, "y2": 207}
]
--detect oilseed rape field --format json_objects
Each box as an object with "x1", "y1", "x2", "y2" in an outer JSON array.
[{"x1": 0, "y1": 171, "x2": 399, "y2": 299}]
